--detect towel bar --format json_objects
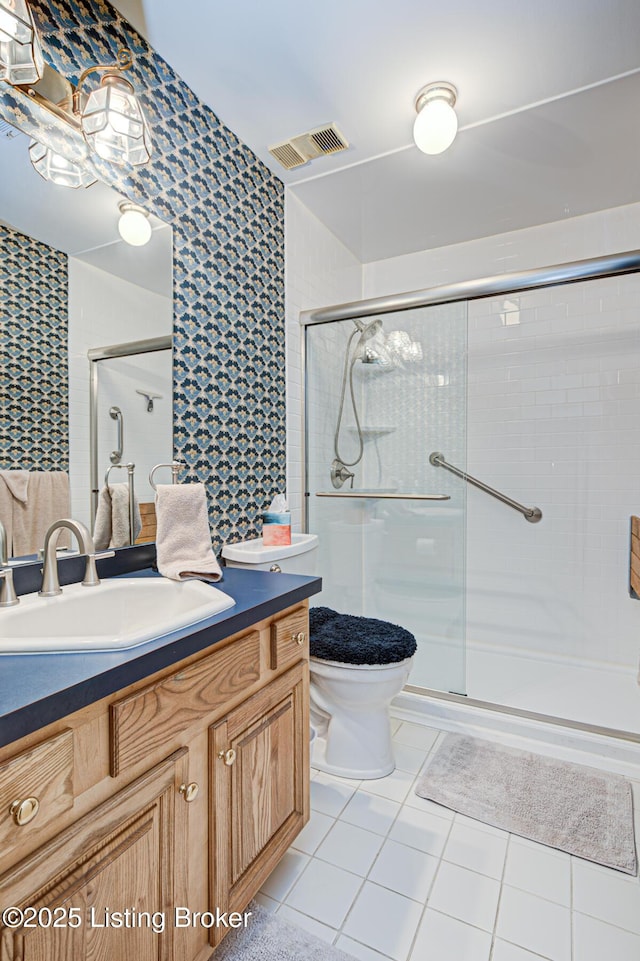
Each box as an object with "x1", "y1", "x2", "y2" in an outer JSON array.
[{"x1": 104, "y1": 462, "x2": 136, "y2": 546}]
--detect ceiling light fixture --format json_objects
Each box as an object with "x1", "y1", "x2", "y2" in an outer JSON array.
[
  {"x1": 0, "y1": 0, "x2": 43, "y2": 84},
  {"x1": 413, "y1": 81, "x2": 458, "y2": 155},
  {"x1": 78, "y1": 50, "x2": 152, "y2": 167},
  {"x1": 0, "y1": 5, "x2": 153, "y2": 189},
  {"x1": 28, "y1": 139, "x2": 97, "y2": 188},
  {"x1": 118, "y1": 201, "x2": 152, "y2": 246}
]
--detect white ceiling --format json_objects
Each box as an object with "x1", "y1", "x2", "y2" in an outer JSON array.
[
  {"x1": 0, "y1": 131, "x2": 172, "y2": 296},
  {"x1": 113, "y1": 1, "x2": 640, "y2": 261}
]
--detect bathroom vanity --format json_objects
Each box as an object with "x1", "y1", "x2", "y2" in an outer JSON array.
[{"x1": 0, "y1": 566, "x2": 320, "y2": 960}]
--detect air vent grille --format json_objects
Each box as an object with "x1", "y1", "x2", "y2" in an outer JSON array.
[
  {"x1": 268, "y1": 122, "x2": 348, "y2": 171},
  {"x1": 269, "y1": 140, "x2": 308, "y2": 170},
  {"x1": 310, "y1": 125, "x2": 347, "y2": 155}
]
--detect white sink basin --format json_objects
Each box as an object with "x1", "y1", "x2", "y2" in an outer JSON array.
[{"x1": 0, "y1": 577, "x2": 235, "y2": 654}]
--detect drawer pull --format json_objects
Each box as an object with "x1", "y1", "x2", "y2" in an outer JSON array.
[
  {"x1": 178, "y1": 782, "x2": 199, "y2": 803},
  {"x1": 292, "y1": 631, "x2": 306, "y2": 646},
  {"x1": 218, "y1": 748, "x2": 236, "y2": 766},
  {"x1": 10, "y1": 796, "x2": 40, "y2": 826}
]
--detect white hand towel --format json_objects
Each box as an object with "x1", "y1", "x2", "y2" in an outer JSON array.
[
  {"x1": 0, "y1": 470, "x2": 29, "y2": 556},
  {"x1": 155, "y1": 482, "x2": 222, "y2": 582},
  {"x1": 93, "y1": 484, "x2": 142, "y2": 550},
  {"x1": 11, "y1": 470, "x2": 71, "y2": 556}
]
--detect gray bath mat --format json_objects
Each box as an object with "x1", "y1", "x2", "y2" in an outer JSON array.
[
  {"x1": 415, "y1": 733, "x2": 637, "y2": 875},
  {"x1": 210, "y1": 902, "x2": 352, "y2": 961}
]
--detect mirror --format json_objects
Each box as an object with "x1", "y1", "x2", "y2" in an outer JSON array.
[{"x1": 0, "y1": 124, "x2": 173, "y2": 559}]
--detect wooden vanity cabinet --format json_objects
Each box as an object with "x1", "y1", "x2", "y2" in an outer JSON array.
[
  {"x1": 0, "y1": 749, "x2": 189, "y2": 961},
  {"x1": 0, "y1": 600, "x2": 310, "y2": 961},
  {"x1": 210, "y1": 661, "x2": 309, "y2": 948}
]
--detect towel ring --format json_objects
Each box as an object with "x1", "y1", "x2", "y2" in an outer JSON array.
[
  {"x1": 149, "y1": 461, "x2": 186, "y2": 491},
  {"x1": 105, "y1": 462, "x2": 135, "y2": 487}
]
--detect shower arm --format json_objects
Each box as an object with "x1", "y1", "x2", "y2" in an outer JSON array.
[{"x1": 429, "y1": 452, "x2": 542, "y2": 523}]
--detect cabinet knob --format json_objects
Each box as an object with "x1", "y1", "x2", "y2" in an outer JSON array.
[
  {"x1": 292, "y1": 631, "x2": 306, "y2": 646},
  {"x1": 218, "y1": 748, "x2": 236, "y2": 766},
  {"x1": 10, "y1": 796, "x2": 40, "y2": 826},
  {"x1": 269, "y1": 564, "x2": 282, "y2": 573},
  {"x1": 178, "y1": 782, "x2": 199, "y2": 803}
]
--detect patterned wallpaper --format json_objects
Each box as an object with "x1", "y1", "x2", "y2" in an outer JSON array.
[
  {"x1": 1, "y1": 0, "x2": 286, "y2": 551},
  {"x1": 0, "y1": 223, "x2": 68, "y2": 471}
]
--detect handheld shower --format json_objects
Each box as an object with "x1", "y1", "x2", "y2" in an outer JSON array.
[{"x1": 331, "y1": 318, "x2": 383, "y2": 488}]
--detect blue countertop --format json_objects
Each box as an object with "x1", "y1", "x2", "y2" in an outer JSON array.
[{"x1": 0, "y1": 567, "x2": 322, "y2": 750}]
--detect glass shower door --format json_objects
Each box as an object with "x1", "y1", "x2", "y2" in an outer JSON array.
[{"x1": 305, "y1": 302, "x2": 467, "y2": 695}]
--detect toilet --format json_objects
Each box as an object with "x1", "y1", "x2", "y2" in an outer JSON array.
[
  {"x1": 222, "y1": 534, "x2": 415, "y2": 780},
  {"x1": 309, "y1": 607, "x2": 415, "y2": 779}
]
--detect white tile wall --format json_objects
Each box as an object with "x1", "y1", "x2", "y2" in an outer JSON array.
[
  {"x1": 463, "y1": 277, "x2": 640, "y2": 673},
  {"x1": 284, "y1": 193, "x2": 362, "y2": 531}
]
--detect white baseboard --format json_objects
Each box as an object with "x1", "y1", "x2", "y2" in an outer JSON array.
[{"x1": 392, "y1": 690, "x2": 640, "y2": 780}]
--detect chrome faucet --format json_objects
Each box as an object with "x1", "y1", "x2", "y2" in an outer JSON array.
[
  {"x1": 39, "y1": 519, "x2": 114, "y2": 597},
  {"x1": 0, "y1": 520, "x2": 18, "y2": 607}
]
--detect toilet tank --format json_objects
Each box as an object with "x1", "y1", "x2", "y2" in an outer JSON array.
[{"x1": 222, "y1": 533, "x2": 319, "y2": 574}]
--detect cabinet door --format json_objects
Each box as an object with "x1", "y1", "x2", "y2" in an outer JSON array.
[
  {"x1": 0, "y1": 749, "x2": 188, "y2": 961},
  {"x1": 210, "y1": 662, "x2": 309, "y2": 947}
]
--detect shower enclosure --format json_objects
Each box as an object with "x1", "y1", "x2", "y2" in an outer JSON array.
[
  {"x1": 303, "y1": 251, "x2": 640, "y2": 741},
  {"x1": 306, "y1": 302, "x2": 468, "y2": 696}
]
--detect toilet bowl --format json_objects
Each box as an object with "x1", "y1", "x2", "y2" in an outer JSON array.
[{"x1": 309, "y1": 654, "x2": 413, "y2": 779}]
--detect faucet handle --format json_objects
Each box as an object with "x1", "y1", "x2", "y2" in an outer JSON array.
[
  {"x1": 0, "y1": 568, "x2": 19, "y2": 608},
  {"x1": 82, "y1": 550, "x2": 115, "y2": 588}
]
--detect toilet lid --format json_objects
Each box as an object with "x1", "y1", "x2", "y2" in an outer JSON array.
[{"x1": 309, "y1": 606, "x2": 417, "y2": 666}]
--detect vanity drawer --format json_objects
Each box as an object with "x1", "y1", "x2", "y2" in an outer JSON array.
[
  {"x1": 270, "y1": 607, "x2": 308, "y2": 670},
  {"x1": 110, "y1": 630, "x2": 261, "y2": 776},
  {"x1": 0, "y1": 729, "x2": 74, "y2": 857}
]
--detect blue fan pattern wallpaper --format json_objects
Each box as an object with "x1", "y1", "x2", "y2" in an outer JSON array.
[
  {"x1": 0, "y1": 224, "x2": 69, "y2": 471},
  {"x1": 9, "y1": 0, "x2": 286, "y2": 551}
]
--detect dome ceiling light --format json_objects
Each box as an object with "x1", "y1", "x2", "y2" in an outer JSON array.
[
  {"x1": 413, "y1": 81, "x2": 458, "y2": 155},
  {"x1": 118, "y1": 201, "x2": 152, "y2": 246}
]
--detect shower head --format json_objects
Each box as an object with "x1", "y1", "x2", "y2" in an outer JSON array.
[{"x1": 353, "y1": 318, "x2": 383, "y2": 343}]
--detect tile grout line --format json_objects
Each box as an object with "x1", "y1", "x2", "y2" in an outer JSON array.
[
  {"x1": 402, "y1": 814, "x2": 456, "y2": 961},
  {"x1": 488, "y1": 830, "x2": 512, "y2": 960}
]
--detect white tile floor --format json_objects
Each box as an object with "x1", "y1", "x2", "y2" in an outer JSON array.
[{"x1": 258, "y1": 717, "x2": 640, "y2": 961}]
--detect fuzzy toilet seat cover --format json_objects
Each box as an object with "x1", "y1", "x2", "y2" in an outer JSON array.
[{"x1": 309, "y1": 606, "x2": 417, "y2": 666}]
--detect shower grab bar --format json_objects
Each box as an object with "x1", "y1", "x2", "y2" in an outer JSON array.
[
  {"x1": 429, "y1": 451, "x2": 542, "y2": 523},
  {"x1": 104, "y1": 462, "x2": 136, "y2": 545},
  {"x1": 109, "y1": 406, "x2": 123, "y2": 464},
  {"x1": 315, "y1": 492, "x2": 450, "y2": 501},
  {"x1": 149, "y1": 460, "x2": 187, "y2": 491}
]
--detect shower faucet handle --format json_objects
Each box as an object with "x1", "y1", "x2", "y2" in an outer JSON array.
[{"x1": 331, "y1": 458, "x2": 355, "y2": 489}]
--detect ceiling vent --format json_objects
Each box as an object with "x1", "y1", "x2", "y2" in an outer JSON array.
[{"x1": 268, "y1": 123, "x2": 348, "y2": 171}]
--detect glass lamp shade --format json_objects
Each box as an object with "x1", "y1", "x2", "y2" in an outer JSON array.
[
  {"x1": 29, "y1": 139, "x2": 97, "y2": 188},
  {"x1": 0, "y1": 0, "x2": 44, "y2": 84},
  {"x1": 118, "y1": 203, "x2": 152, "y2": 246},
  {"x1": 81, "y1": 74, "x2": 152, "y2": 166},
  {"x1": 413, "y1": 98, "x2": 458, "y2": 155}
]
